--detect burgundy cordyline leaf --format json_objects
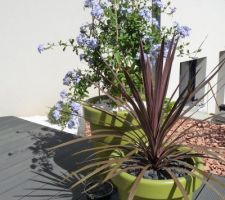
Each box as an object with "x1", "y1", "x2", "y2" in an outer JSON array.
[{"x1": 140, "y1": 42, "x2": 153, "y2": 122}]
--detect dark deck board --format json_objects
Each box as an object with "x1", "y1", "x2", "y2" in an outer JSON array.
[
  {"x1": 194, "y1": 175, "x2": 225, "y2": 200},
  {"x1": 0, "y1": 116, "x2": 224, "y2": 200}
]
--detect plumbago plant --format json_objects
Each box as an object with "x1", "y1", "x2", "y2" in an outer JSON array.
[
  {"x1": 41, "y1": 0, "x2": 195, "y2": 128},
  {"x1": 49, "y1": 38, "x2": 225, "y2": 199}
]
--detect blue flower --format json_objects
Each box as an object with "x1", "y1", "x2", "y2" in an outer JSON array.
[
  {"x1": 76, "y1": 34, "x2": 98, "y2": 50},
  {"x1": 174, "y1": 22, "x2": 191, "y2": 38},
  {"x1": 169, "y1": 7, "x2": 176, "y2": 14},
  {"x1": 151, "y1": 18, "x2": 159, "y2": 28},
  {"x1": 76, "y1": 34, "x2": 87, "y2": 46},
  {"x1": 86, "y1": 38, "x2": 98, "y2": 50},
  {"x1": 152, "y1": 0, "x2": 164, "y2": 8},
  {"x1": 178, "y1": 26, "x2": 191, "y2": 38},
  {"x1": 55, "y1": 101, "x2": 63, "y2": 110},
  {"x1": 73, "y1": 75, "x2": 81, "y2": 84},
  {"x1": 70, "y1": 102, "x2": 80, "y2": 113},
  {"x1": 37, "y1": 44, "x2": 44, "y2": 53},
  {"x1": 91, "y1": 4, "x2": 104, "y2": 19},
  {"x1": 84, "y1": 0, "x2": 98, "y2": 8},
  {"x1": 121, "y1": 7, "x2": 132, "y2": 14},
  {"x1": 80, "y1": 23, "x2": 89, "y2": 33},
  {"x1": 53, "y1": 110, "x2": 61, "y2": 120},
  {"x1": 150, "y1": 44, "x2": 161, "y2": 56},
  {"x1": 60, "y1": 90, "x2": 67, "y2": 99},
  {"x1": 67, "y1": 116, "x2": 79, "y2": 129},
  {"x1": 63, "y1": 76, "x2": 71, "y2": 86},
  {"x1": 63, "y1": 70, "x2": 74, "y2": 85},
  {"x1": 80, "y1": 54, "x2": 86, "y2": 61},
  {"x1": 139, "y1": 7, "x2": 152, "y2": 22}
]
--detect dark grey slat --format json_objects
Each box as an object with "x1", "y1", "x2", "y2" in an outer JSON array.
[
  {"x1": 0, "y1": 117, "x2": 82, "y2": 200},
  {"x1": 0, "y1": 134, "x2": 81, "y2": 173},
  {"x1": 0, "y1": 125, "x2": 45, "y2": 154},
  {"x1": 2, "y1": 163, "x2": 72, "y2": 200},
  {"x1": 195, "y1": 175, "x2": 225, "y2": 200},
  {"x1": 0, "y1": 117, "x2": 31, "y2": 133},
  {"x1": 0, "y1": 122, "x2": 42, "y2": 146},
  {"x1": 0, "y1": 116, "x2": 19, "y2": 126},
  {"x1": 0, "y1": 148, "x2": 32, "y2": 171},
  {"x1": 0, "y1": 170, "x2": 39, "y2": 195},
  {"x1": 14, "y1": 174, "x2": 73, "y2": 200},
  {"x1": 4, "y1": 117, "x2": 224, "y2": 200}
]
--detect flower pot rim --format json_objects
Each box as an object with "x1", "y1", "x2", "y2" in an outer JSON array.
[{"x1": 111, "y1": 149, "x2": 204, "y2": 184}]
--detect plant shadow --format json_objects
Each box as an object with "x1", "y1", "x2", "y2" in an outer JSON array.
[{"x1": 17, "y1": 126, "x2": 93, "y2": 200}]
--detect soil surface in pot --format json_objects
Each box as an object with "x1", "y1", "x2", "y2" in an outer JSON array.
[
  {"x1": 85, "y1": 119, "x2": 225, "y2": 176},
  {"x1": 120, "y1": 158, "x2": 194, "y2": 180}
]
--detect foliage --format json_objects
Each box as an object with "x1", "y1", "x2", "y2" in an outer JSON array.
[
  {"x1": 49, "y1": 38, "x2": 225, "y2": 199},
  {"x1": 43, "y1": 0, "x2": 195, "y2": 129}
]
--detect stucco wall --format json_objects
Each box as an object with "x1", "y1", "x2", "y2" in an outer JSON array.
[
  {"x1": 0, "y1": 0, "x2": 97, "y2": 117},
  {"x1": 1, "y1": 0, "x2": 225, "y2": 117}
]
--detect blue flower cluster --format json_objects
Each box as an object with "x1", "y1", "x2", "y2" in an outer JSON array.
[
  {"x1": 76, "y1": 34, "x2": 98, "y2": 50},
  {"x1": 139, "y1": 7, "x2": 152, "y2": 22},
  {"x1": 60, "y1": 90, "x2": 67, "y2": 99},
  {"x1": 53, "y1": 101, "x2": 63, "y2": 120},
  {"x1": 174, "y1": 22, "x2": 191, "y2": 38},
  {"x1": 84, "y1": 0, "x2": 104, "y2": 19},
  {"x1": 177, "y1": 26, "x2": 191, "y2": 38},
  {"x1": 152, "y1": 0, "x2": 164, "y2": 8},
  {"x1": 169, "y1": 7, "x2": 176, "y2": 14},
  {"x1": 37, "y1": 44, "x2": 44, "y2": 53},
  {"x1": 68, "y1": 116, "x2": 79, "y2": 129},
  {"x1": 139, "y1": 7, "x2": 159, "y2": 27},
  {"x1": 52, "y1": 96, "x2": 81, "y2": 129},
  {"x1": 91, "y1": 4, "x2": 104, "y2": 19},
  {"x1": 80, "y1": 23, "x2": 90, "y2": 34},
  {"x1": 63, "y1": 70, "x2": 81, "y2": 86},
  {"x1": 84, "y1": 0, "x2": 98, "y2": 8},
  {"x1": 136, "y1": 41, "x2": 171, "y2": 67}
]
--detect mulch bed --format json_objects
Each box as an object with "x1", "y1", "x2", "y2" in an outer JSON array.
[
  {"x1": 84, "y1": 119, "x2": 225, "y2": 176},
  {"x1": 171, "y1": 119, "x2": 225, "y2": 176}
]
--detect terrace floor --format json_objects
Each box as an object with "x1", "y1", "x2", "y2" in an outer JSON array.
[{"x1": 0, "y1": 116, "x2": 224, "y2": 200}]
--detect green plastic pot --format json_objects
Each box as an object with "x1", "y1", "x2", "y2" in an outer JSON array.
[
  {"x1": 83, "y1": 95, "x2": 140, "y2": 157},
  {"x1": 83, "y1": 95, "x2": 138, "y2": 128},
  {"x1": 111, "y1": 156, "x2": 204, "y2": 200}
]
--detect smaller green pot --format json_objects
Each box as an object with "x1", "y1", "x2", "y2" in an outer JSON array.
[{"x1": 111, "y1": 156, "x2": 204, "y2": 200}]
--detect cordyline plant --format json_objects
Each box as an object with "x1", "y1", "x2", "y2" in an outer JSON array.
[{"x1": 49, "y1": 37, "x2": 225, "y2": 200}]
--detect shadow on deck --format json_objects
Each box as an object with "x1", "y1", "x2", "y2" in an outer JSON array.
[{"x1": 0, "y1": 116, "x2": 224, "y2": 200}]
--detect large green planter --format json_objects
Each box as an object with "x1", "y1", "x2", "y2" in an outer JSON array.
[
  {"x1": 83, "y1": 95, "x2": 138, "y2": 128},
  {"x1": 83, "y1": 95, "x2": 140, "y2": 156},
  {"x1": 83, "y1": 95, "x2": 139, "y2": 140},
  {"x1": 111, "y1": 156, "x2": 204, "y2": 200}
]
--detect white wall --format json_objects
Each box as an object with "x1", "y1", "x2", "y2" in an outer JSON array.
[
  {"x1": 162, "y1": 0, "x2": 225, "y2": 113},
  {"x1": 0, "y1": 0, "x2": 97, "y2": 117},
  {"x1": 1, "y1": 0, "x2": 225, "y2": 117}
]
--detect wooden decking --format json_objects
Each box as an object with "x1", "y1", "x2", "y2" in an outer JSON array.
[{"x1": 0, "y1": 116, "x2": 224, "y2": 200}]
